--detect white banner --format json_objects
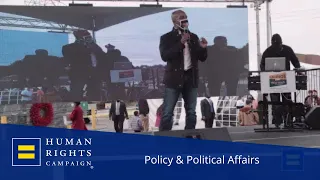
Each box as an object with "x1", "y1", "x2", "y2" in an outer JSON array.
[{"x1": 260, "y1": 71, "x2": 296, "y2": 94}]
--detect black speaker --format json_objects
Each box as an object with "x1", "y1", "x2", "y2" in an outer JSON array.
[
  {"x1": 305, "y1": 106, "x2": 320, "y2": 129},
  {"x1": 153, "y1": 128, "x2": 232, "y2": 141}
]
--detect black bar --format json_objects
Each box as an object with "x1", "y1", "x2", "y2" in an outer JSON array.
[
  {"x1": 139, "y1": 4, "x2": 162, "y2": 7},
  {"x1": 69, "y1": 3, "x2": 93, "y2": 6}
]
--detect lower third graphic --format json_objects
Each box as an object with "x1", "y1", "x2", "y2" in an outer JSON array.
[{"x1": 12, "y1": 138, "x2": 41, "y2": 166}]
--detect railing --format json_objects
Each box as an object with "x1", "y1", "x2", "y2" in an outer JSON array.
[
  {"x1": 0, "y1": 90, "x2": 21, "y2": 105},
  {"x1": 215, "y1": 96, "x2": 239, "y2": 127},
  {"x1": 295, "y1": 68, "x2": 320, "y2": 103}
]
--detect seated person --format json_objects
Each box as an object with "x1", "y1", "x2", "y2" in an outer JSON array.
[
  {"x1": 236, "y1": 97, "x2": 245, "y2": 109},
  {"x1": 155, "y1": 103, "x2": 164, "y2": 128},
  {"x1": 304, "y1": 90, "x2": 320, "y2": 112},
  {"x1": 129, "y1": 111, "x2": 143, "y2": 133},
  {"x1": 247, "y1": 95, "x2": 258, "y2": 109},
  {"x1": 238, "y1": 99, "x2": 259, "y2": 126},
  {"x1": 314, "y1": 90, "x2": 320, "y2": 105},
  {"x1": 305, "y1": 90, "x2": 314, "y2": 111}
]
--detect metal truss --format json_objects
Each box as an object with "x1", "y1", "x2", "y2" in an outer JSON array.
[
  {"x1": 13, "y1": 0, "x2": 264, "y2": 32},
  {"x1": 24, "y1": 0, "x2": 67, "y2": 6},
  {"x1": 0, "y1": 0, "x2": 76, "y2": 31},
  {"x1": 0, "y1": 16, "x2": 80, "y2": 32}
]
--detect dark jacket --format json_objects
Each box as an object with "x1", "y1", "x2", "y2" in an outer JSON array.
[
  {"x1": 109, "y1": 101, "x2": 128, "y2": 120},
  {"x1": 159, "y1": 28, "x2": 207, "y2": 88},
  {"x1": 138, "y1": 99, "x2": 149, "y2": 116},
  {"x1": 200, "y1": 98, "x2": 215, "y2": 119},
  {"x1": 62, "y1": 42, "x2": 105, "y2": 79},
  {"x1": 260, "y1": 44, "x2": 301, "y2": 71}
]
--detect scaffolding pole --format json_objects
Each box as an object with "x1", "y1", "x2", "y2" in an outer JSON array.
[
  {"x1": 255, "y1": 0, "x2": 262, "y2": 70},
  {"x1": 266, "y1": 0, "x2": 271, "y2": 47}
]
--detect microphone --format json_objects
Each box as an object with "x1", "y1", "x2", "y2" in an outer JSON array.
[
  {"x1": 182, "y1": 28, "x2": 191, "y2": 43},
  {"x1": 183, "y1": 28, "x2": 189, "y2": 33}
]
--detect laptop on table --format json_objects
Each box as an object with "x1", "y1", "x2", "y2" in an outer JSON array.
[{"x1": 265, "y1": 57, "x2": 286, "y2": 71}]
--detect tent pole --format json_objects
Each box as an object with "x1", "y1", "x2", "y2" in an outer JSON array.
[
  {"x1": 255, "y1": 0, "x2": 261, "y2": 69},
  {"x1": 266, "y1": 0, "x2": 271, "y2": 47}
]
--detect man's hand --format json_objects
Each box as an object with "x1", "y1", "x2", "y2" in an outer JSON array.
[
  {"x1": 181, "y1": 33, "x2": 190, "y2": 44},
  {"x1": 199, "y1": 37, "x2": 208, "y2": 48},
  {"x1": 202, "y1": 116, "x2": 206, "y2": 121}
]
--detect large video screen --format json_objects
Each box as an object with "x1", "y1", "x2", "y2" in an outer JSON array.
[{"x1": 0, "y1": 6, "x2": 248, "y2": 104}]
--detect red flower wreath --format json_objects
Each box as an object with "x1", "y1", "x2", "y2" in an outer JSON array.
[{"x1": 29, "y1": 103, "x2": 54, "y2": 126}]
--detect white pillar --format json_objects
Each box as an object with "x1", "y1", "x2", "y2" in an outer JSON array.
[
  {"x1": 265, "y1": 0, "x2": 273, "y2": 125},
  {"x1": 266, "y1": 0, "x2": 271, "y2": 47},
  {"x1": 255, "y1": 0, "x2": 262, "y2": 70}
]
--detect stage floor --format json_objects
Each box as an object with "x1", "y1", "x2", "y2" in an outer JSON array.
[
  {"x1": 94, "y1": 118, "x2": 320, "y2": 148},
  {"x1": 228, "y1": 125, "x2": 320, "y2": 148}
]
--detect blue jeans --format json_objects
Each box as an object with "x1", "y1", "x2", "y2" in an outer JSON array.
[{"x1": 159, "y1": 87, "x2": 198, "y2": 131}]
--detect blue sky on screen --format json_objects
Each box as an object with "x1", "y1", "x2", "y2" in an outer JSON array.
[
  {"x1": 95, "y1": 8, "x2": 248, "y2": 66},
  {"x1": 0, "y1": 29, "x2": 68, "y2": 66},
  {"x1": 0, "y1": 8, "x2": 248, "y2": 66}
]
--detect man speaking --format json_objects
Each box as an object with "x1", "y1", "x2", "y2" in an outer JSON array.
[{"x1": 159, "y1": 10, "x2": 208, "y2": 131}]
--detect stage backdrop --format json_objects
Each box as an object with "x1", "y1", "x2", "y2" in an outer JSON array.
[{"x1": 0, "y1": 6, "x2": 248, "y2": 104}]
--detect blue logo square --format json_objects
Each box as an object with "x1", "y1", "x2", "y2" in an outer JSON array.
[
  {"x1": 12, "y1": 138, "x2": 41, "y2": 166},
  {"x1": 282, "y1": 150, "x2": 304, "y2": 171}
]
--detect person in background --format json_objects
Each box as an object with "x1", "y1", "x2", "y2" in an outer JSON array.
[
  {"x1": 62, "y1": 30, "x2": 105, "y2": 101},
  {"x1": 36, "y1": 87, "x2": 44, "y2": 103},
  {"x1": 260, "y1": 34, "x2": 301, "y2": 128},
  {"x1": 138, "y1": 99, "x2": 150, "y2": 132},
  {"x1": 109, "y1": 99, "x2": 129, "y2": 133},
  {"x1": 247, "y1": 95, "x2": 258, "y2": 109},
  {"x1": 236, "y1": 96, "x2": 245, "y2": 109},
  {"x1": 130, "y1": 111, "x2": 143, "y2": 133},
  {"x1": 21, "y1": 87, "x2": 33, "y2": 112},
  {"x1": 304, "y1": 90, "x2": 320, "y2": 112},
  {"x1": 238, "y1": 99, "x2": 259, "y2": 126},
  {"x1": 200, "y1": 94, "x2": 215, "y2": 128},
  {"x1": 69, "y1": 102, "x2": 88, "y2": 130},
  {"x1": 313, "y1": 90, "x2": 320, "y2": 105},
  {"x1": 260, "y1": 34, "x2": 301, "y2": 71},
  {"x1": 155, "y1": 103, "x2": 164, "y2": 128},
  {"x1": 304, "y1": 90, "x2": 315, "y2": 112},
  {"x1": 21, "y1": 87, "x2": 33, "y2": 104}
]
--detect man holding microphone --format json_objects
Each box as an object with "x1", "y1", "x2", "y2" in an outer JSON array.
[{"x1": 159, "y1": 10, "x2": 208, "y2": 131}]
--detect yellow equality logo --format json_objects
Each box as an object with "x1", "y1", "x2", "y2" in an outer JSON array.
[{"x1": 17, "y1": 145, "x2": 35, "y2": 159}]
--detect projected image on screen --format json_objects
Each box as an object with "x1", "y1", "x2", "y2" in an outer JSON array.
[{"x1": 0, "y1": 6, "x2": 248, "y2": 104}]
